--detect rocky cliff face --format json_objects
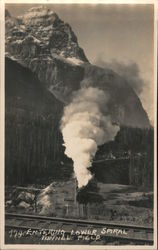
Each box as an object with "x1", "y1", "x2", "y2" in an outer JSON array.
[
  {"x1": 5, "y1": 6, "x2": 87, "y2": 103},
  {"x1": 5, "y1": 6, "x2": 150, "y2": 128}
]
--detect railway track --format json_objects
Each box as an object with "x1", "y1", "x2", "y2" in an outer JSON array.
[{"x1": 5, "y1": 212, "x2": 153, "y2": 245}]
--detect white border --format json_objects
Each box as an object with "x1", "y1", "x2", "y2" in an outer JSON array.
[
  {"x1": 2, "y1": 0, "x2": 157, "y2": 4},
  {"x1": 0, "y1": 0, "x2": 5, "y2": 250},
  {"x1": 0, "y1": 0, "x2": 157, "y2": 250}
]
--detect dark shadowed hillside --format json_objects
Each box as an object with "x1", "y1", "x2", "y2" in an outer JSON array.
[{"x1": 5, "y1": 57, "x2": 72, "y2": 185}]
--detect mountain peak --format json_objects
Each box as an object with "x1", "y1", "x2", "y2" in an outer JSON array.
[
  {"x1": 19, "y1": 6, "x2": 59, "y2": 26},
  {"x1": 5, "y1": 6, "x2": 88, "y2": 62},
  {"x1": 5, "y1": 7, "x2": 150, "y2": 128}
]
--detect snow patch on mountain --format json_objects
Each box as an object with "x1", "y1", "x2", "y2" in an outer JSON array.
[
  {"x1": 51, "y1": 52, "x2": 85, "y2": 66},
  {"x1": 66, "y1": 57, "x2": 84, "y2": 65}
]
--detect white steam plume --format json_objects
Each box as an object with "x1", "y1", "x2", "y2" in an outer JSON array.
[{"x1": 60, "y1": 87, "x2": 119, "y2": 188}]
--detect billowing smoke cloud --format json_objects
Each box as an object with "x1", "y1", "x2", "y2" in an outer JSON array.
[
  {"x1": 95, "y1": 58, "x2": 146, "y2": 96},
  {"x1": 60, "y1": 87, "x2": 119, "y2": 188},
  {"x1": 95, "y1": 58, "x2": 154, "y2": 125}
]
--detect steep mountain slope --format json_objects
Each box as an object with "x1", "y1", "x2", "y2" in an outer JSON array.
[
  {"x1": 5, "y1": 57, "x2": 63, "y2": 116},
  {"x1": 5, "y1": 6, "x2": 150, "y2": 128},
  {"x1": 82, "y1": 64, "x2": 150, "y2": 128},
  {"x1": 5, "y1": 57, "x2": 67, "y2": 185}
]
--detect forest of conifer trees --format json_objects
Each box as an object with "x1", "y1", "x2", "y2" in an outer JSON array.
[{"x1": 5, "y1": 110, "x2": 154, "y2": 189}]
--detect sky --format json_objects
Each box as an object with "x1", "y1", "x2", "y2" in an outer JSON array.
[{"x1": 6, "y1": 4, "x2": 155, "y2": 124}]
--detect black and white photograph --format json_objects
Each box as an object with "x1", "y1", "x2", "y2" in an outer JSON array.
[{"x1": 0, "y1": 0, "x2": 157, "y2": 248}]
